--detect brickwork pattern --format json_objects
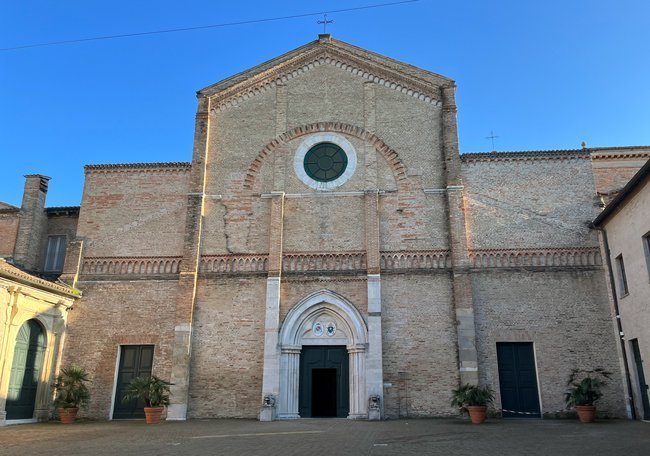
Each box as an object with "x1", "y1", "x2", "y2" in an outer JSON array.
[
  {"x1": 77, "y1": 168, "x2": 189, "y2": 257},
  {"x1": 381, "y1": 274, "x2": 458, "y2": 418},
  {"x1": 62, "y1": 280, "x2": 178, "y2": 420},
  {"x1": 462, "y1": 158, "x2": 600, "y2": 249},
  {"x1": 472, "y1": 270, "x2": 626, "y2": 417},
  {"x1": 188, "y1": 277, "x2": 267, "y2": 418},
  {"x1": 0, "y1": 212, "x2": 19, "y2": 257}
]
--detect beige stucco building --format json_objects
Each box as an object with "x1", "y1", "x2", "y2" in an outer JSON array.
[
  {"x1": 1, "y1": 35, "x2": 649, "y2": 423},
  {"x1": 0, "y1": 259, "x2": 77, "y2": 426},
  {"x1": 593, "y1": 159, "x2": 650, "y2": 420}
]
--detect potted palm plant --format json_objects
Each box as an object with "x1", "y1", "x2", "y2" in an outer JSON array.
[
  {"x1": 451, "y1": 383, "x2": 494, "y2": 424},
  {"x1": 53, "y1": 365, "x2": 90, "y2": 424},
  {"x1": 122, "y1": 375, "x2": 172, "y2": 424},
  {"x1": 565, "y1": 368, "x2": 611, "y2": 423}
]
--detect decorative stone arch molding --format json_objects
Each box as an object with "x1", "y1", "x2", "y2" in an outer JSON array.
[
  {"x1": 0, "y1": 284, "x2": 73, "y2": 425},
  {"x1": 277, "y1": 290, "x2": 368, "y2": 419},
  {"x1": 243, "y1": 122, "x2": 408, "y2": 191}
]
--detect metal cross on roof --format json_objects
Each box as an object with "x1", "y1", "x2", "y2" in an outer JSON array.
[
  {"x1": 317, "y1": 14, "x2": 334, "y2": 33},
  {"x1": 486, "y1": 130, "x2": 499, "y2": 151}
]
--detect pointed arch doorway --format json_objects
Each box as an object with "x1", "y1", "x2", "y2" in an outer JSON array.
[{"x1": 278, "y1": 290, "x2": 367, "y2": 419}]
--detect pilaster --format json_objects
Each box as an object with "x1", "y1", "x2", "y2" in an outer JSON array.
[
  {"x1": 273, "y1": 84, "x2": 288, "y2": 190},
  {"x1": 59, "y1": 240, "x2": 84, "y2": 288},
  {"x1": 364, "y1": 82, "x2": 378, "y2": 189},
  {"x1": 260, "y1": 192, "x2": 285, "y2": 420},
  {"x1": 441, "y1": 85, "x2": 479, "y2": 385},
  {"x1": 347, "y1": 344, "x2": 367, "y2": 419},
  {"x1": 168, "y1": 98, "x2": 210, "y2": 420},
  {"x1": 364, "y1": 189, "x2": 383, "y2": 418},
  {"x1": 278, "y1": 346, "x2": 301, "y2": 419}
]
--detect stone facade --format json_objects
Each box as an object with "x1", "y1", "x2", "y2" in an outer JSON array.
[{"x1": 1, "y1": 35, "x2": 648, "y2": 423}]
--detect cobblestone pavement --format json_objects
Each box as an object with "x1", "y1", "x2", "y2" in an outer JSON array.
[{"x1": 1, "y1": 418, "x2": 649, "y2": 456}]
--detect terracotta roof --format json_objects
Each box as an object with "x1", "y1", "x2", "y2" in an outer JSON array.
[
  {"x1": 84, "y1": 162, "x2": 191, "y2": 171},
  {"x1": 592, "y1": 159, "x2": 650, "y2": 226},
  {"x1": 0, "y1": 201, "x2": 19, "y2": 213},
  {"x1": 0, "y1": 258, "x2": 80, "y2": 297},
  {"x1": 461, "y1": 149, "x2": 590, "y2": 162}
]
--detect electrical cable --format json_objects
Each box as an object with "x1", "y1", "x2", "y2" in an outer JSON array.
[{"x1": 1, "y1": 0, "x2": 419, "y2": 52}]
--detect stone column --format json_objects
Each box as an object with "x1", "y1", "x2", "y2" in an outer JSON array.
[
  {"x1": 168, "y1": 98, "x2": 211, "y2": 420},
  {"x1": 278, "y1": 346, "x2": 300, "y2": 419},
  {"x1": 347, "y1": 344, "x2": 366, "y2": 419},
  {"x1": 365, "y1": 190, "x2": 384, "y2": 418},
  {"x1": 0, "y1": 286, "x2": 18, "y2": 425},
  {"x1": 260, "y1": 192, "x2": 285, "y2": 421},
  {"x1": 441, "y1": 85, "x2": 479, "y2": 385}
]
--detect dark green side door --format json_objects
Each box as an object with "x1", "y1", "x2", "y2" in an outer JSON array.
[
  {"x1": 630, "y1": 339, "x2": 650, "y2": 420},
  {"x1": 497, "y1": 342, "x2": 541, "y2": 418},
  {"x1": 112, "y1": 345, "x2": 154, "y2": 419},
  {"x1": 6, "y1": 319, "x2": 46, "y2": 420},
  {"x1": 299, "y1": 346, "x2": 349, "y2": 417}
]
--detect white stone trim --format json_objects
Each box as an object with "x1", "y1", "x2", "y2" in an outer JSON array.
[
  {"x1": 277, "y1": 290, "x2": 369, "y2": 419},
  {"x1": 293, "y1": 133, "x2": 358, "y2": 191}
]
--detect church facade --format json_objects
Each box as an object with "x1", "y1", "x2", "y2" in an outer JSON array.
[{"x1": 3, "y1": 35, "x2": 649, "y2": 422}]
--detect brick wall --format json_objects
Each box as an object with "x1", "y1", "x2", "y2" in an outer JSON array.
[
  {"x1": 0, "y1": 212, "x2": 19, "y2": 257},
  {"x1": 77, "y1": 167, "x2": 190, "y2": 257},
  {"x1": 472, "y1": 269, "x2": 626, "y2": 417},
  {"x1": 62, "y1": 280, "x2": 178, "y2": 419},
  {"x1": 381, "y1": 274, "x2": 458, "y2": 418},
  {"x1": 188, "y1": 277, "x2": 267, "y2": 418},
  {"x1": 462, "y1": 157, "x2": 600, "y2": 249}
]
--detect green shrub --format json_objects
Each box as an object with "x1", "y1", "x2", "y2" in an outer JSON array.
[{"x1": 53, "y1": 365, "x2": 90, "y2": 409}]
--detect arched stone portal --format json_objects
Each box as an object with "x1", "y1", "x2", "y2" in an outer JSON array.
[{"x1": 277, "y1": 290, "x2": 368, "y2": 419}]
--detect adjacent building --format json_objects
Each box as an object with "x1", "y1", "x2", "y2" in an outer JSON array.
[{"x1": 593, "y1": 159, "x2": 650, "y2": 420}]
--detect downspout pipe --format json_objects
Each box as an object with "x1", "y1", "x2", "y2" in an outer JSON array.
[{"x1": 591, "y1": 223, "x2": 637, "y2": 419}]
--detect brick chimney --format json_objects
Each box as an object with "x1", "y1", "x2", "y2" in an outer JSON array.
[{"x1": 13, "y1": 174, "x2": 50, "y2": 271}]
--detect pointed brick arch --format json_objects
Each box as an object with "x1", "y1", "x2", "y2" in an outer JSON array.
[{"x1": 243, "y1": 122, "x2": 407, "y2": 191}]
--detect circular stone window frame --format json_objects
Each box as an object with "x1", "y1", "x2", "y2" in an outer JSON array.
[{"x1": 293, "y1": 133, "x2": 357, "y2": 191}]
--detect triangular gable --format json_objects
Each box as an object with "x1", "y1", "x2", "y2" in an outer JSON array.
[{"x1": 198, "y1": 35, "x2": 453, "y2": 112}]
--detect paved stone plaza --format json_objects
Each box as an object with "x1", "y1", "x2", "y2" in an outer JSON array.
[{"x1": 1, "y1": 418, "x2": 649, "y2": 455}]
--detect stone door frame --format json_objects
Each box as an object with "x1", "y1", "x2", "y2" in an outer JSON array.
[{"x1": 277, "y1": 290, "x2": 368, "y2": 419}]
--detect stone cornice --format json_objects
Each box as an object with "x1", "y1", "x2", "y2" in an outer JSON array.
[
  {"x1": 0, "y1": 259, "x2": 79, "y2": 297},
  {"x1": 84, "y1": 162, "x2": 191, "y2": 173},
  {"x1": 468, "y1": 247, "x2": 602, "y2": 268},
  {"x1": 77, "y1": 247, "x2": 602, "y2": 279}
]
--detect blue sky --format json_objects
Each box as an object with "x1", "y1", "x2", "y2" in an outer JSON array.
[{"x1": 1, "y1": 0, "x2": 649, "y2": 206}]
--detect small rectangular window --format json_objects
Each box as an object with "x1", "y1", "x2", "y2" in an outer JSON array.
[
  {"x1": 641, "y1": 231, "x2": 650, "y2": 279},
  {"x1": 615, "y1": 254, "x2": 629, "y2": 297},
  {"x1": 44, "y1": 235, "x2": 66, "y2": 272}
]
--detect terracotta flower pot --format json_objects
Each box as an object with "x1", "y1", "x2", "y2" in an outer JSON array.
[
  {"x1": 575, "y1": 405, "x2": 596, "y2": 423},
  {"x1": 467, "y1": 405, "x2": 488, "y2": 424},
  {"x1": 144, "y1": 407, "x2": 164, "y2": 424},
  {"x1": 58, "y1": 407, "x2": 79, "y2": 424}
]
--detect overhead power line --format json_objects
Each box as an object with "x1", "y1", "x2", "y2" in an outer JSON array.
[{"x1": 1, "y1": 0, "x2": 419, "y2": 52}]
